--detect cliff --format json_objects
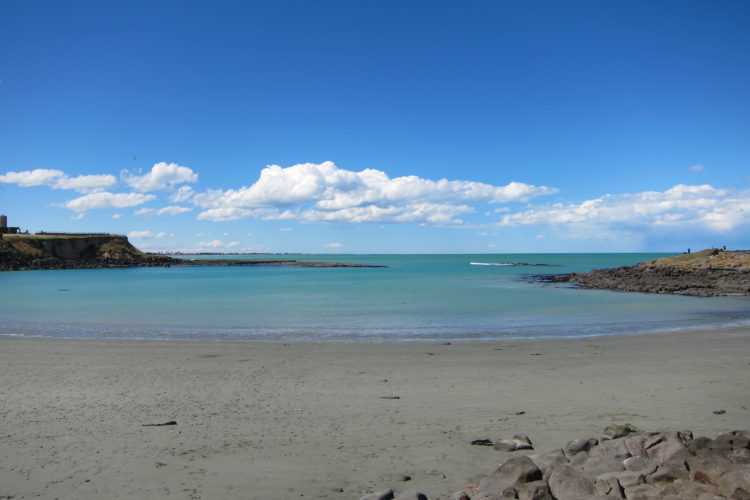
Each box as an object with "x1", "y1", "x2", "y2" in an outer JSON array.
[
  {"x1": 550, "y1": 249, "x2": 750, "y2": 296},
  {"x1": 0, "y1": 234, "x2": 383, "y2": 271},
  {"x1": 0, "y1": 234, "x2": 175, "y2": 271}
]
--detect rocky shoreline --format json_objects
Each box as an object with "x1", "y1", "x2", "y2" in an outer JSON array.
[
  {"x1": 544, "y1": 249, "x2": 750, "y2": 297},
  {"x1": 360, "y1": 427, "x2": 750, "y2": 500},
  {"x1": 0, "y1": 234, "x2": 382, "y2": 271}
]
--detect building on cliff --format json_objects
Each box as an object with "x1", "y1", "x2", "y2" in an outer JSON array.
[{"x1": 0, "y1": 215, "x2": 20, "y2": 235}]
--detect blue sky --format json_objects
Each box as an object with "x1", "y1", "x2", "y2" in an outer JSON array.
[{"x1": 1, "y1": 0, "x2": 749, "y2": 253}]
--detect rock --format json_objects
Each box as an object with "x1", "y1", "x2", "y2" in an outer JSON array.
[
  {"x1": 710, "y1": 430, "x2": 750, "y2": 452},
  {"x1": 530, "y1": 449, "x2": 568, "y2": 480},
  {"x1": 360, "y1": 489, "x2": 395, "y2": 500},
  {"x1": 615, "y1": 470, "x2": 645, "y2": 488},
  {"x1": 565, "y1": 437, "x2": 598, "y2": 457},
  {"x1": 602, "y1": 424, "x2": 638, "y2": 440},
  {"x1": 644, "y1": 432, "x2": 688, "y2": 463},
  {"x1": 717, "y1": 469, "x2": 750, "y2": 499},
  {"x1": 622, "y1": 456, "x2": 657, "y2": 475},
  {"x1": 477, "y1": 456, "x2": 543, "y2": 495},
  {"x1": 394, "y1": 473, "x2": 412, "y2": 482},
  {"x1": 463, "y1": 429, "x2": 750, "y2": 500},
  {"x1": 593, "y1": 472, "x2": 622, "y2": 497},
  {"x1": 516, "y1": 480, "x2": 553, "y2": 500},
  {"x1": 548, "y1": 464, "x2": 596, "y2": 499},
  {"x1": 393, "y1": 489, "x2": 427, "y2": 500},
  {"x1": 645, "y1": 462, "x2": 689, "y2": 484}
]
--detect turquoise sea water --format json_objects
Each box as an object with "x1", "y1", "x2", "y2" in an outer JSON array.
[{"x1": 1, "y1": 253, "x2": 749, "y2": 342}]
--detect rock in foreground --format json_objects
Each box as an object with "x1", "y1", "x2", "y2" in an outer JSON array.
[
  {"x1": 451, "y1": 428, "x2": 750, "y2": 500},
  {"x1": 359, "y1": 428, "x2": 750, "y2": 500},
  {"x1": 550, "y1": 249, "x2": 750, "y2": 296}
]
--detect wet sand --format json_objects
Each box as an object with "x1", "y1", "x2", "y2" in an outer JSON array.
[{"x1": 0, "y1": 327, "x2": 748, "y2": 499}]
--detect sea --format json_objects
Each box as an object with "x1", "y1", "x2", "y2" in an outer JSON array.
[{"x1": 1, "y1": 253, "x2": 749, "y2": 342}]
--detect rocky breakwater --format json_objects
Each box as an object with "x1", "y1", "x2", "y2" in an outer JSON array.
[
  {"x1": 0, "y1": 233, "x2": 175, "y2": 271},
  {"x1": 359, "y1": 427, "x2": 750, "y2": 500},
  {"x1": 549, "y1": 249, "x2": 750, "y2": 296}
]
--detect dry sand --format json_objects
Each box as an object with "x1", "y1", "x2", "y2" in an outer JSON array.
[{"x1": 1, "y1": 327, "x2": 748, "y2": 499}]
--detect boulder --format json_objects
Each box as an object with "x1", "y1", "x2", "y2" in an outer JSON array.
[
  {"x1": 477, "y1": 456, "x2": 542, "y2": 495},
  {"x1": 565, "y1": 437, "x2": 598, "y2": 457},
  {"x1": 516, "y1": 480, "x2": 553, "y2": 500},
  {"x1": 530, "y1": 449, "x2": 568, "y2": 480},
  {"x1": 548, "y1": 464, "x2": 596, "y2": 499}
]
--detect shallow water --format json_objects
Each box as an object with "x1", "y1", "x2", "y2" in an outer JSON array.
[{"x1": 1, "y1": 253, "x2": 749, "y2": 341}]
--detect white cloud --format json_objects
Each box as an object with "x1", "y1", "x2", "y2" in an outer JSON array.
[
  {"x1": 279, "y1": 227, "x2": 293, "y2": 232},
  {"x1": 190, "y1": 161, "x2": 557, "y2": 225},
  {"x1": 155, "y1": 232, "x2": 174, "y2": 239},
  {"x1": 134, "y1": 205, "x2": 193, "y2": 217},
  {"x1": 500, "y1": 184, "x2": 750, "y2": 233},
  {"x1": 170, "y1": 185, "x2": 196, "y2": 202},
  {"x1": 690, "y1": 163, "x2": 705, "y2": 172},
  {"x1": 325, "y1": 242, "x2": 344, "y2": 248},
  {"x1": 122, "y1": 162, "x2": 198, "y2": 192},
  {"x1": 198, "y1": 239, "x2": 225, "y2": 248},
  {"x1": 62, "y1": 192, "x2": 156, "y2": 212},
  {"x1": 112, "y1": 213, "x2": 122, "y2": 219},
  {"x1": 128, "y1": 230, "x2": 153, "y2": 239},
  {"x1": 0, "y1": 168, "x2": 116, "y2": 193},
  {"x1": 226, "y1": 241, "x2": 240, "y2": 248}
]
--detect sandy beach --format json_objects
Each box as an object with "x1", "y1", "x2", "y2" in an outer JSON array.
[{"x1": 1, "y1": 328, "x2": 748, "y2": 499}]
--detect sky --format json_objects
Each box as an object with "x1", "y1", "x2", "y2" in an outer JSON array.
[{"x1": 1, "y1": 0, "x2": 749, "y2": 254}]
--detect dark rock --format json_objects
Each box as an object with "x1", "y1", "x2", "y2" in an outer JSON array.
[
  {"x1": 360, "y1": 489, "x2": 395, "y2": 500},
  {"x1": 393, "y1": 489, "x2": 427, "y2": 500},
  {"x1": 472, "y1": 439, "x2": 494, "y2": 446}
]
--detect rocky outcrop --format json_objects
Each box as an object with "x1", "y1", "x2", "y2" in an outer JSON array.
[
  {"x1": 0, "y1": 234, "x2": 384, "y2": 271},
  {"x1": 549, "y1": 249, "x2": 750, "y2": 297},
  {"x1": 449, "y1": 428, "x2": 750, "y2": 500},
  {"x1": 0, "y1": 234, "x2": 175, "y2": 271}
]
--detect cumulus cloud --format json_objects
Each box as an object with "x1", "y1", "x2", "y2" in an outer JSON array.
[
  {"x1": 0, "y1": 168, "x2": 116, "y2": 193},
  {"x1": 500, "y1": 184, "x2": 750, "y2": 233},
  {"x1": 122, "y1": 162, "x2": 198, "y2": 192},
  {"x1": 62, "y1": 192, "x2": 156, "y2": 212},
  {"x1": 198, "y1": 239, "x2": 225, "y2": 248},
  {"x1": 134, "y1": 206, "x2": 193, "y2": 217},
  {"x1": 128, "y1": 230, "x2": 153, "y2": 239},
  {"x1": 190, "y1": 161, "x2": 557, "y2": 225},
  {"x1": 112, "y1": 213, "x2": 122, "y2": 219}
]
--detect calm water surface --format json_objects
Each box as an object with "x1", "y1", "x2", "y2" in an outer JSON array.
[{"x1": 2, "y1": 253, "x2": 749, "y2": 341}]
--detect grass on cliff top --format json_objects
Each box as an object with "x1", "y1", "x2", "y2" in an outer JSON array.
[{"x1": 648, "y1": 249, "x2": 750, "y2": 269}]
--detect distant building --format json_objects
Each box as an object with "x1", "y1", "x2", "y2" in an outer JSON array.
[{"x1": 0, "y1": 214, "x2": 20, "y2": 235}]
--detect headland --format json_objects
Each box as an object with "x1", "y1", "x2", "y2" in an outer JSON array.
[
  {"x1": 547, "y1": 249, "x2": 750, "y2": 296},
  {"x1": 0, "y1": 233, "x2": 382, "y2": 271}
]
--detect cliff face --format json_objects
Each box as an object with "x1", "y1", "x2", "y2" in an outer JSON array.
[
  {"x1": 551, "y1": 249, "x2": 750, "y2": 296},
  {"x1": 0, "y1": 234, "x2": 176, "y2": 271}
]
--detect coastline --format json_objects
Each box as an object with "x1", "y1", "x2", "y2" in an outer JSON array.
[{"x1": 1, "y1": 327, "x2": 748, "y2": 499}]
